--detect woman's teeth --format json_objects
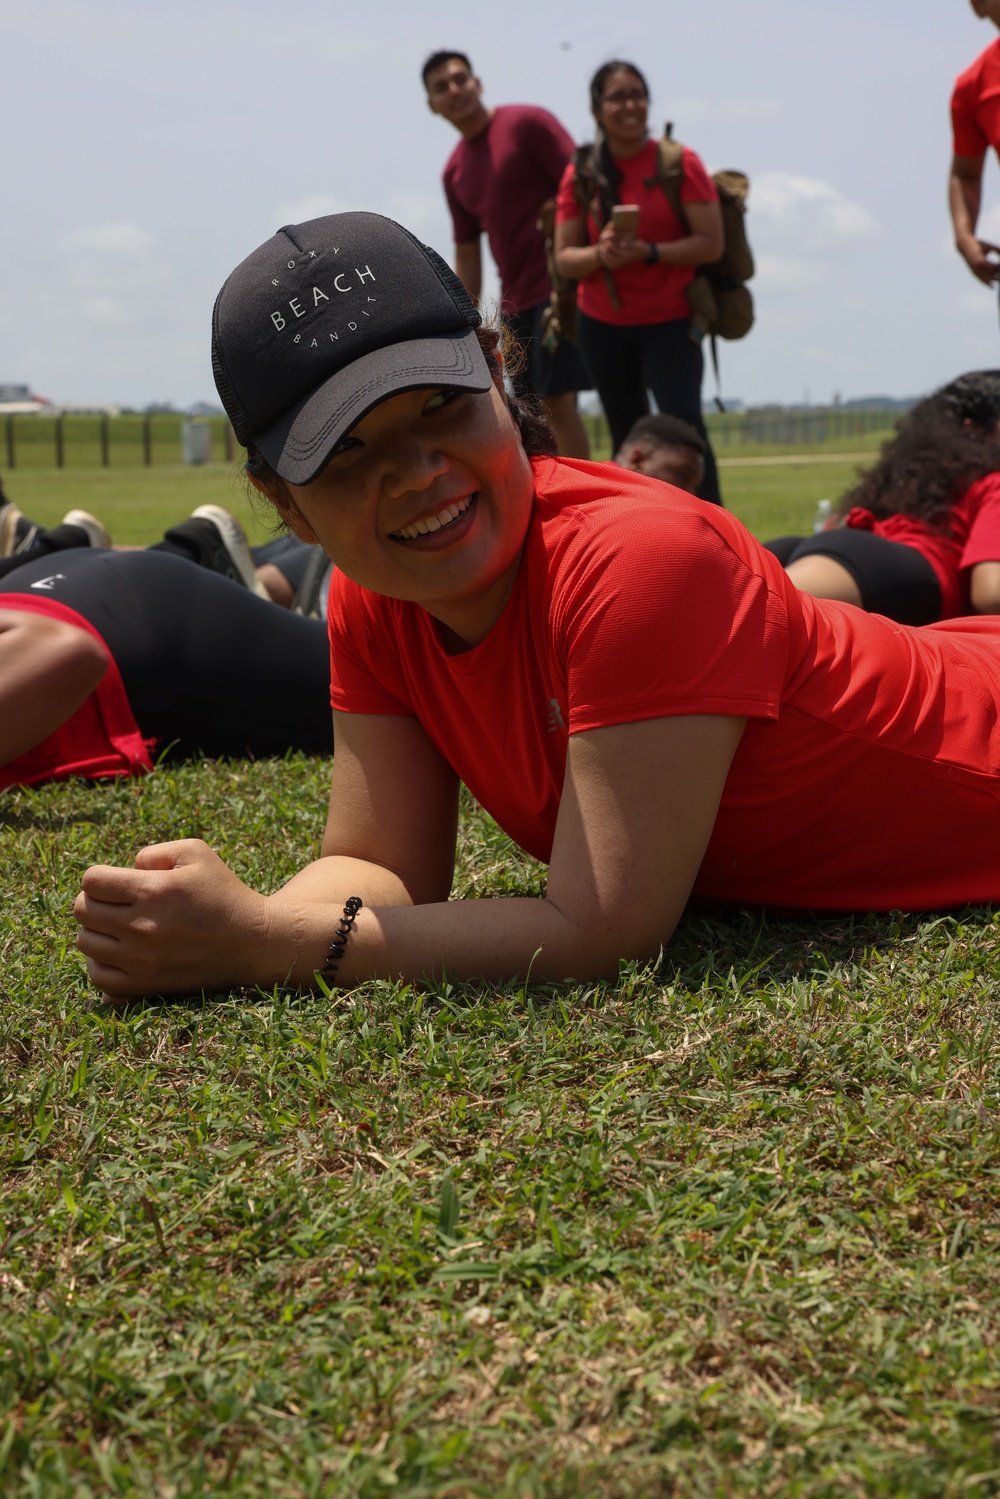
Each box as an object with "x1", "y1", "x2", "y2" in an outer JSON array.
[{"x1": 392, "y1": 494, "x2": 473, "y2": 540}]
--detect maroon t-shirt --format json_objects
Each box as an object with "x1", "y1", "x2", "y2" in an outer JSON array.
[{"x1": 443, "y1": 104, "x2": 575, "y2": 314}]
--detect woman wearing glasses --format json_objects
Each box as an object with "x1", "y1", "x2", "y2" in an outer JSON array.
[{"x1": 554, "y1": 61, "x2": 724, "y2": 502}]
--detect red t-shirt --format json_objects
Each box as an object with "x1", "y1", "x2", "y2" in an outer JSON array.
[
  {"x1": 0, "y1": 595, "x2": 153, "y2": 791},
  {"x1": 443, "y1": 104, "x2": 575, "y2": 315},
  {"x1": 844, "y1": 470, "x2": 1000, "y2": 618},
  {"x1": 554, "y1": 141, "x2": 718, "y2": 325},
  {"x1": 952, "y1": 39, "x2": 1000, "y2": 158},
  {"x1": 327, "y1": 457, "x2": 1000, "y2": 913}
]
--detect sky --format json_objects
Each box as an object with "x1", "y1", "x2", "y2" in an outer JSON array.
[{"x1": 3, "y1": 0, "x2": 1000, "y2": 409}]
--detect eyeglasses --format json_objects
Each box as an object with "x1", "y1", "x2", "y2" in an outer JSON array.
[{"x1": 601, "y1": 90, "x2": 647, "y2": 106}]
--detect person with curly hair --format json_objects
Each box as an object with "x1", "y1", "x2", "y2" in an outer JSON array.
[{"x1": 765, "y1": 371, "x2": 1000, "y2": 624}]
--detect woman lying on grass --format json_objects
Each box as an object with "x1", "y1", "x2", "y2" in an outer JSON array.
[
  {"x1": 75, "y1": 211, "x2": 1000, "y2": 998},
  {"x1": 766, "y1": 369, "x2": 1000, "y2": 625}
]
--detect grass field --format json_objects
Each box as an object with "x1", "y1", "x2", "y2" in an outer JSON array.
[
  {"x1": 5, "y1": 441, "x2": 1000, "y2": 1496},
  {"x1": 2, "y1": 436, "x2": 876, "y2": 550}
]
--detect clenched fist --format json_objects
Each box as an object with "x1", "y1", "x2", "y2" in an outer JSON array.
[{"x1": 74, "y1": 839, "x2": 273, "y2": 998}]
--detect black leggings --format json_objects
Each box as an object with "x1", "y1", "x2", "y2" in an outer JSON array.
[
  {"x1": 0, "y1": 549, "x2": 333, "y2": 759},
  {"x1": 575, "y1": 311, "x2": 721, "y2": 504},
  {"x1": 765, "y1": 530, "x2": 942, "y2": 625}
]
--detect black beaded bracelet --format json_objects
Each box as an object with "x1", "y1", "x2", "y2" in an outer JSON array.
[{"x1": 320, "y1": 896, "x2": 363, "y2": 986}]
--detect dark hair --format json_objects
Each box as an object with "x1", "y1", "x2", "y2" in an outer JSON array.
[
  {"x1": 583, "y1": 61, "x2": 650, "y2": 225},
  {"x1": 421, "y1": 50, "x2": 474, "y2": 88},
  {"x1": 243, "y1": 323, "x2": 555, "y2": 503},
  {"x1": 619, "y1": 413, "x2": 707, "y2": 459},
  {"x1": 838, "y1": 370, "x2": 1000, "y2": 527}
]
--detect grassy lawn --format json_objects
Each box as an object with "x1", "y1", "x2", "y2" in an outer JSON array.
[
  {"x1": 5, "y1": 436, "x2": 1000, "y2": 1494},
  {"x1": 3, "y1": 765, "x2": 1000, "y2": 1495},
  {"x1": 3, "y1": 441, "x2": 873, "y2": 551}
]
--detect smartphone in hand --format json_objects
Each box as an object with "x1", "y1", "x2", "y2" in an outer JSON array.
[{"x1": 611, "y1": 204, "x2": 640, "y2": 236}]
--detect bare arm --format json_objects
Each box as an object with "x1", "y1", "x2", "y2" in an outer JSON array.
[
  {"x1": 454, "y1": 240, "x2": 482, "y2": 303},
  {"x1": 75, "y1": 712, "x2": 745, "y2": 995},
  {"x1": 556, "y1": 200, "x2": 724, "y2": 278},
  {"x1": 0, "y1": 609, "x2": 108, "y2": 765},
  {"x1": 949, "y1": 153, "x2": 999, "y2": 284},
  {"x1": 970, "y1": 560, "x2": 1000, "y2": 612}
]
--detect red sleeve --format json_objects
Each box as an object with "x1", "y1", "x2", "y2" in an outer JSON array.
[
  {"x1": 443, "y1": 157, "x2": 481, "y2": 245},
  {"x1": 952, "y1": 71, "x2": 988, "y2": 157},
  {"x1": 554, "y1": 161, "x2": 584, "y2": 225},
  {"x1": 327, "y1": 574, "x2": 415, "y2": 717},
  {"x1": 960, "y1": 473, "x2": 1000, "y2": 568},
  {"x1": 547, "y1": 490, "x2": 789, "y2": 733},
  {"x1": 679, "y1": 147, "x2": 718, "y2": 204},
  {"x1": 521, "y1": 108, "x2": 575, "y2": 190}
]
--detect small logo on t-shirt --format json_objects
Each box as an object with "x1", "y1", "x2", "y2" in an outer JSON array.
[
  {"x1": 547, "y1": 697, "x2": 565, "y2": 732},
  {"x1": 30, "y1": 574, "x2": 66, "y2": 591}
]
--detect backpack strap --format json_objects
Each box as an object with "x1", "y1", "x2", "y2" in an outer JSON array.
[
  {"x1": 646, "y1": 131, "x2": 690, "y2": 235},
  {"x1": 571, "y1": 141, "x2": 621, "y2": 310}
]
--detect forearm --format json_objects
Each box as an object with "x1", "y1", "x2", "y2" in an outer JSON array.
[
  {"x1": 261, "y1": 892, "x2": 664, "y2": 990},
  {"x1": 454, "y1": 243, "x2": 482, "y2": 302},
  {"x1": 556, "y1": 243, "x2": 602, "y2": 280},
  {"x1": 272, "y1": 854, "x2": 417, "y2": 907},
  {"x1": 950, "y1": 172, "x2": 981, "y2": 244},
  {"x1": 650, "y1": 233, "x2": 721, "y2": 267}
]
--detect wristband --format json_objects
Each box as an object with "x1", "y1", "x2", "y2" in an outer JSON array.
[
  {"x1": 320, "y1": 896, "x2": 363, "y2": 986},
  {"x1": 645, "y1": 241, "x2": 659, "y2": 265}
]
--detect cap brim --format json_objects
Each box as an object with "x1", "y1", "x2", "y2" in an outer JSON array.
[{"x1": 254, "y1": 328, "x2": 494, "y2": 485}]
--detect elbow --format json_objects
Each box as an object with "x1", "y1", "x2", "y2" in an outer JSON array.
[
  {"x1": 542, "y1": 903, "x2": 675, "y2": 982},
  {"x1": 698, "y1": 229, "x2": 725, "y2": 265}
]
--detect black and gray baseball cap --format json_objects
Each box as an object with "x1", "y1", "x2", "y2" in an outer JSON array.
[{"x1": 211, "y1": 211, "x2": 493, "y2": 485}]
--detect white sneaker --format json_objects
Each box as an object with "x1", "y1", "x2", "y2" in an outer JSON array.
[
  {"x1": 62, "y1": 509, "x2": 111, "y2": 548},
  {"x1": 189, "y1": 505, "x2": 269, "y2": 598}
]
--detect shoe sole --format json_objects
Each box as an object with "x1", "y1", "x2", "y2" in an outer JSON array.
[
  {"x1": 62, "y1": 509, "x2": 111, "y2": 548},
  {"x1": 190, "y1": 505, "x2": 269, "y2": 598},
  {"x1": 0, "y1": 504, "x2": 38, "y2": 559}
]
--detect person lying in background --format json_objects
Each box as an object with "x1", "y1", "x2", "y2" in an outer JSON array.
[
  {"x1": 0, "y1": 494, "x2": 327, "y2": 615},
  {"x1": 74, "y1": 212, "x2": 1000, "y2": 1001},
  {"x1": 0, "y1": 544, "x2": 331, "y2": 792},
  {"x1": 615, "y1": 413, "x2": 707, "y2": 493},
  {"x1": 764, "y1": 371, "x2": 1000, "y2": 625}
]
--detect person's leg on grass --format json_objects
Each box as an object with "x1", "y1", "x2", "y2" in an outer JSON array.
[
  {"x1": 778, "y1": 531, "x2": 941, "y2": 624},
  {"x1": 575, "y1": 312, "x2": 647, "y2": 453},
  {"x1": 251, "y1": 535, "x2": 320, "y2": 608},
  {"x1": 0, "y1": 549, "x2": 334, "y2": 760},
  {"x1": 638, "y1": 319, "x2": 722, "y2": 505},
  {"x1": 0, "y1": 608, "x2": 108, "y2": 765}
]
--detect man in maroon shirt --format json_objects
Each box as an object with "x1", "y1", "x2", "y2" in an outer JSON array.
[
  {"x1": 423, "y1": 50, "x2": 591, "y2": 457},
  {"x1": 950, "y1": 0, "x2": 1000, "y2": 285}
]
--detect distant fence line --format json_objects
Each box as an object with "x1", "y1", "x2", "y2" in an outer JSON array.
[
  {"x1": 705, "y1": 406, "x2": 908, "y2": 447},
  {"x1": 0, "y1": 404, "x2": 908, "y2": 473},
  {"x1": 1, "y1": 413, "x2": 237, "y2": 472}
]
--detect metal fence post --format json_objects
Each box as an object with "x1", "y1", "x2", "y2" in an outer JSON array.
[
  {"x1": 224, "y1": 421, "x2": 236, "y2": 462},
  {"x1": 100, "y1": 414, "x2": 110, "y2": 467},
  {"x1": 143, "y1": 414, "x2": 152, "y2": 466},
  {"x1": 5, "y1": 415, "x2": 14, "y2": 470},
  {"x1": 55, "y1": 415, "x2": 64, "y2": 469}
]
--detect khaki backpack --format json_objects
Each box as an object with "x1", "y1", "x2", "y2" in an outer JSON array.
[{"x1": 537, "y1": 127, "x2": 755, "y2": 402}]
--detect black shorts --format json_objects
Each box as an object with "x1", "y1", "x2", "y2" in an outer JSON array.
[
  {"x1": 507, "y1": 301, "x2": 591, "y2": 401},
  {"x1": 764, "y1": 529, "x2": 942, "y2": 625},
  {"x1": 0, "y1": 548, "x2": 333, "y2": 759}
]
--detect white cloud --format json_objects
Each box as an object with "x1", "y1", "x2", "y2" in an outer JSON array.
[{"x1": 751, "y1": 172, "x2": 879, "y2": 256}]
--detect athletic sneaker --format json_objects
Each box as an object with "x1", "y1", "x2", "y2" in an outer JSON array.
[
  {"x1": 0, "y1": 502, "x2": 40, "y2": 558},
  {"x1": 160, "y1": 505, "x2": 269, "y2": 597},
  {"x1": 62, "y1": 509, "x2": 111, "y2": 548},
  {"x1": 292, "y1": 546, "x2": 333, "y2": 619}
]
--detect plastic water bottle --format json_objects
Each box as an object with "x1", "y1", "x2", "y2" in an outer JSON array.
[{"x1": 813, "y1": 499, "x2": 833, "y2": 533}]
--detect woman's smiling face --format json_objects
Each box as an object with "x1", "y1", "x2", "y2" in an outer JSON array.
[{"x1": 266, "y1": 381, "x2": 536, "y2": 647}]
